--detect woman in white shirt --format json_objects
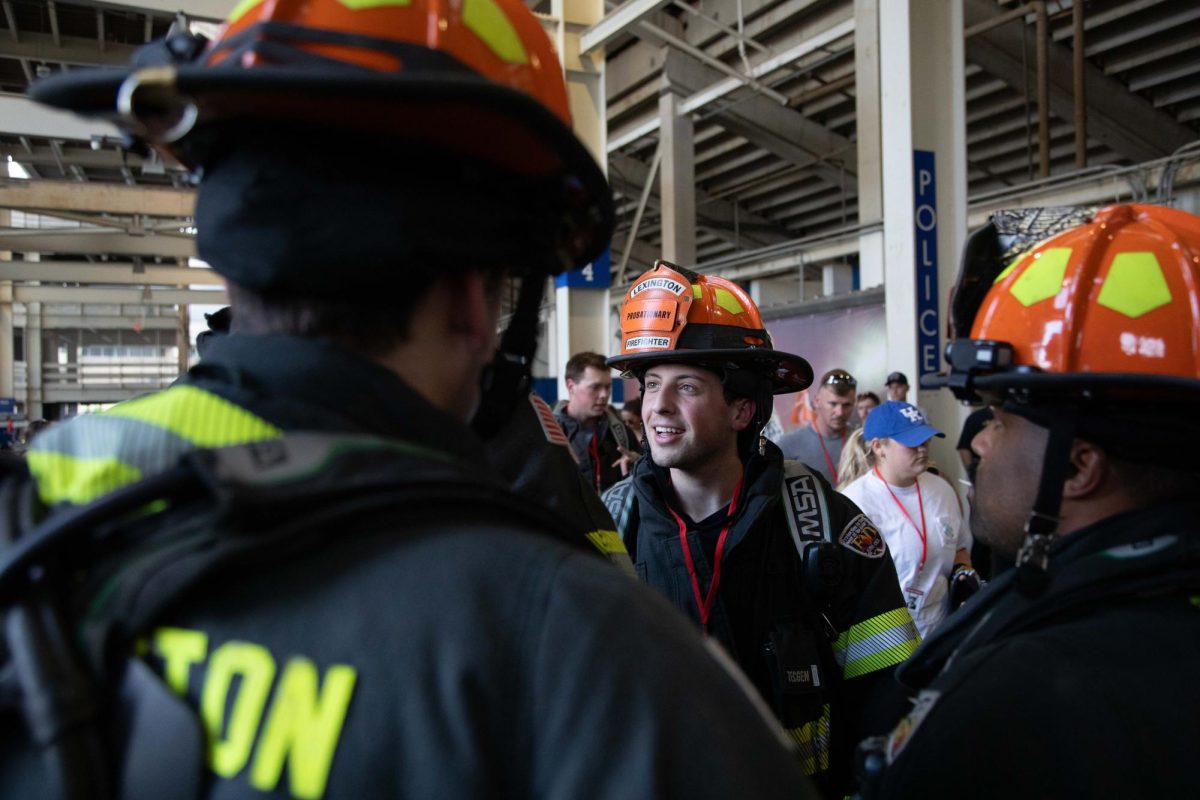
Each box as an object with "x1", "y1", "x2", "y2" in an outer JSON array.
[{"x1": 840, "y1": 401, "x2": 975, "y2": 638}]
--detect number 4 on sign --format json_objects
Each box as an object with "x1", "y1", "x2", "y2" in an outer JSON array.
[{"x1": 582, "y1": 263, "x2": 594, "y2": 282}]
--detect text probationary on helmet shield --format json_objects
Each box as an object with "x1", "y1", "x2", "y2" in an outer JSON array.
[
  {"x1": 625, "y1": 309, "x2": 673, "y2": 320},
  {"x1": 627, "y1": 336, "x2": 672, "y2": 350},
  {"x1": 631, "y1": 278, "x2": 687, "y2": 298}
]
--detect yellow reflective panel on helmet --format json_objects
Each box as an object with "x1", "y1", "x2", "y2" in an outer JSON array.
[
  {"x1": 693, "y1": 285, "x2": 703, "y2": 299},
  {"x1": 1097, "y1": 251, "x2": 1173, "y2": 319},
  {"x1": 713, "y1": 287, "x2": 746, "y2": 316},
  {"x1": 462, "y1": 0, "x2": 529, "y2": 65},
  {"x1": 1010, "y1": 247, "x2": 1071, "y2": 307},
  {"x1": 228, "y1": 0, "x2": 266, "y2": 24},
  {"x1": 337, "y1": 0, "x2": 413, "y2": 8}
]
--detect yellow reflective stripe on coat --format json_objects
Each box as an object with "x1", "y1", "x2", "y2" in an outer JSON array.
[
  {"x1": 783, "y1": 703, "x2": 831, "y2": 777},
  {"x1": 585, "y1": 529, "x2": 628, "y2": 556},
  {"x1": 833, "y1": 607, "x2": 920, "y2": 680},
  {"x1": 106, "y1": 385, "x2": 280, "y2": 447},
  {"x1": 28, "y1": 385, "x2": 282, "y2": 507},
  {"x1": 26, "y1": 451, "x2": 143, "y2": 507}
]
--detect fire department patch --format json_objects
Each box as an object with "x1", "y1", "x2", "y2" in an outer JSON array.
[
  {"x1": 529, "y1": 393, "x2": 572, "y2": 453},
  {"x1": 886, "y1": 690, "x2": 941, "y2": 764},
  {"x1": 839, "y1": 514, "x2": 885, "y2": 558}
]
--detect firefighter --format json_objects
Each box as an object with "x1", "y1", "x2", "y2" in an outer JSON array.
[
  {"x1": 861, "y1": 204, "x2": 1200, "y2": 797},
  {"x1": 604, "y1": 260, "x2": 919, "y2": 797},
  {"x1": 3, "y1": 3, "x2": 814, "y2": 798}
]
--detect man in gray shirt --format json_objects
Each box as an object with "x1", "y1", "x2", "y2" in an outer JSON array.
[{"x1": 775, "y1": 368, "x2": 857, "y2": 483}]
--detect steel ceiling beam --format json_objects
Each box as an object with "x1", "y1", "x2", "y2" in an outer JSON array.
[
  {"x1": 610, "y1": 151, "x2": 790, "y2": 247},
  {"x1": 0, "y1": 259, "x2": 217, "y2": 285},
  {"x1": 579, "y1": 0, "x2": 674, "y2": 55},
  {"x1": 14, "y1": 313, "x2": 181, "y2": 331},
  {"x1": 0, "y1": 32, "x2": 138, "y2": 65},
  {"x1": 0, "y1": 95, "x2": 121, "y2": 142},
  {"x1": 964, "y1": 0, "x2": 1195, "y2": 163},
  {"x1": 13, "y1": 285, "x2": 220, "y2": 305},
  {"x1": 0, "y1": 177, "x2": 194, "y2": 216},
  {"x1": 69, "y1": 0, "x2": 229, "y2": 21},
  {"x1": 0, "y1": 229, "x2": 195, "y2": 257},
  {"x1": 660, "y1": 50, "x2": 857, "y2": 186}
]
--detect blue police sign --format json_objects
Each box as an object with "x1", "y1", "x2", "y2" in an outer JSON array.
[
  {"x1": 0, "y1": 398, "x2": 14, "y2": 415},
  {"x1": 913, "y1": 150, "x2": 940, "y2": 389},
  {"x1": 555, "y1": 247, "x2": 611, "y2": 289}
]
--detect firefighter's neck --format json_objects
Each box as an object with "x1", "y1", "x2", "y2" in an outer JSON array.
[{"x1": 670, "y1": 451, "x2": 744, "y2": 521}]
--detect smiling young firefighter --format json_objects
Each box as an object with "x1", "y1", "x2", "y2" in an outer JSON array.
[
  {"x1": 0, "y1": 2, "x2": 816, "y2": 798},
  {"x1": 861, "y1": 204, "x2": 1200, "y2": 797},
  {"x1": 603, "y1": 261, "x2": 919, "y2": 796}
]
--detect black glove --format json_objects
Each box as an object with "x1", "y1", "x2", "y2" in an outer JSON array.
[{"x1": 949, "y1": 565, "x2": 982, "y2": 608}]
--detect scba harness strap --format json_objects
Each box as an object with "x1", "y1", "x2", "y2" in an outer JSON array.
[{"x1": 0, "y1": 433, "x2": 592, "y2": 800}]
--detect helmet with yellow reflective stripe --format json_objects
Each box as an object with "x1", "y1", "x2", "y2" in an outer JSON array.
[
  {"x1": 608, "y1": 260, "x2": 813, "y2": 395},
  {"x1": 944, "y1": 204, "x2": 1200, "y2": 588},
  {"x1": 28, "y1": 0, "x2": 612, "y2": 272},
  {"x1": 945, "y1": 204, "x2": 1200, "y2": 407}
]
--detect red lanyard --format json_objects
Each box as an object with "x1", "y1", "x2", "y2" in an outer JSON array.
[
  {"x1": 667, "y1": 478, "x2": 743, "y2": 630},
  {"x1": 588, "y1": 430, "x2": 601, "y2": 488},
  {"x1": 874, "y1": 467, "x2": 927, "y2": 574},
  {"x1": 816, "y1": 429, "x2": 845, "y2": 483}
]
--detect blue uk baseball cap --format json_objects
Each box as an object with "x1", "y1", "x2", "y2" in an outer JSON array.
[{"x1": 864, "y1": 401, "x2": 945, "y2": 447}]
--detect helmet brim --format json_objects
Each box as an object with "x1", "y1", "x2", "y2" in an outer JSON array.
[
  {"x1": 29, "y1": 67, "x2": 613, "y2": 271},
  {"x1": 608, "y1": 348, "x2": 814, "y2": 395}
]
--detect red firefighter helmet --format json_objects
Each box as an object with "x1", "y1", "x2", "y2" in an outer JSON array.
[
  {"x1": 608, "y1": 261, "x2": 812, "y2": 394},
  {"x1": 29, "y1": 0, "x2": 611, "y2": 269},
  {"x1": 946, "y1": 203, "x2": 1200, "y2": 407}
]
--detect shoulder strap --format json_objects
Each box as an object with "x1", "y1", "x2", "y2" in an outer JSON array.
[
  {"x1": 605, "y1": 407, "x2": 630, "y2": 452},
  {"x1": 780, "y1": 459, "x2": 835, "y2": 554},
  {"x1": 602, "y1": 477, "x2": 639, "y2": 560}
]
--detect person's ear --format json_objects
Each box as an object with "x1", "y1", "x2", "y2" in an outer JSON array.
[
  {"x1": 448, "y1": 271, "x2": 499, "y2": 354},
  {"x1": 1062, "y1": 440, "x2": 1109, "y2": 500},
  {"x1": 730, "y1": 398, "x2": 756, "y2": 432}
]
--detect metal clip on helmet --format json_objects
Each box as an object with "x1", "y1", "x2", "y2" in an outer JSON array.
[{"x1": 943, "y1": 203, "x2": 1200, "y2": 591}]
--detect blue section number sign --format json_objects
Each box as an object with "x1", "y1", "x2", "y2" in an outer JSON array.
[
  {"x1": 913, "y1": 150, "x2": 940, "y2": 389},
  {"x1": 555, "y1": 247, "x2": 611, "y2": 289}
]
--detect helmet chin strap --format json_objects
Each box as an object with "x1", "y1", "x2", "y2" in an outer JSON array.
[
  {"x1": 1015, "y1": 413, "x2": 1077, "y2": 596},
  {"x1": 471, "y1": 276, "x2": 544, "y2": 439}
]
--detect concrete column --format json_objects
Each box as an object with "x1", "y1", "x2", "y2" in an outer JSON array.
[
  {"x1": 0, "y1": 281, "x2": 12, "y2": 403},
  {"x1": 854, "y1": 0, "x2": 885, "y2": 290},
  {"x1": 0, "y1": 208, "x2": 11, "y2": 403},
  {"x1": 822, "y1": 263, "x2": 854, "y2": 296},
  {"x1": 548, "y1": 0, "x2": 613, "y2": 396},
  {"x1": 25, "y1": 301, "x2": 42, "y2": 421},
  {"x1": 879, "y1": 0, "x2": 969, "y2": 481},
  {"x1": 177, "y1": 304, "x2": 190, "y2": 374},
  {"x1": 749, "y1": 275, "x2": 799, "y2": 308},
  {"x1": 658, "y1": 77, "x2": 696, "y2": 266}
]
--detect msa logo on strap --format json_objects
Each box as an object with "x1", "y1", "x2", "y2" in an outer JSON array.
[
  {"x1": 840, "y1": 514, "x2": 886, "y2": 559},
  {"x1": 786, "y1": 474, "x2": 824, "y2": 540},
  {"x1": 625, "y1": 336, "x2": 672, "y2": 350},
  {"x1": 630, "y1": 277, "x2": 687, "y2": 298}
]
